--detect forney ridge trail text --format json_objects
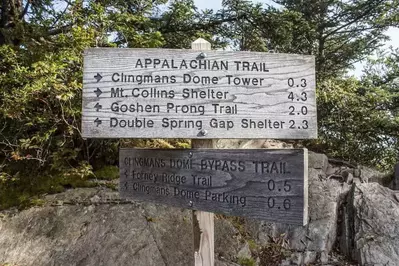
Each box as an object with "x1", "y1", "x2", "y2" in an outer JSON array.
[{"x1": 122, "y1": 156, "x2": 292, "y2": 208}]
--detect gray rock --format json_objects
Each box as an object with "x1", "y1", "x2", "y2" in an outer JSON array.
[
  {"x1": 279, "y1": 259, "x2": 291, "y2": 266},
  {"x1": 244, "y1": 166, "x2": 351, "y2": 265},
  {"x1": 214, "y1": 217, "x2": 244, "y2": 261},
  {"x1": 213, "y1": 139, "x2": 294, "y2": 150},
  {"x1": 289, "y1": 252, "x2": 303, "y2": 265},
  {"x1": 353, "y1": 177, "x2": 362, "y2": 185},
  {"x1": 0, "y1": 188, "x2": 246, "y2": 266},
  {"x1": 308, "y1": 152, "x2": 329, "y2": 173},
  {"x1": 303, "y1": 251, "x2": 317, "y2": 264},
  {"x1": 342, "y1": 171, "x2": 353, "y2": 184},
  {"x1": 215, "y1": 260, "x2": 240, "y2": 266},
  {"x1": 89, "y1": 195, "x2": 101, "y2": 204},
  {"x1": 341, "y1": 183, "x2": 399, "y2": 266},
  {"x1": 320, "y1": 251, "x2": 329, "y2": 263},
  {"x1": 353, "y1": 168, "x2": 361, "y2": 178},
  {"x1": 0, "y1": 151, "x2": 390, "y2": 266},
  {"x1": 214, "y1": 139, "x2": 246, "y2": 149},
  {"x1": 241, "y1": 139, "x2": 269, "y2": 149},
  {"x1": 325, "y1": 165, "x2": 339, "y2": 177},
  {"x1": 261, "y1": 139, "x2": 294, "y2": 149},
  {"x1": 0, "y1": 187, "x2": 257, "y2": 266},
  {"x1": 360, "y1": 166, "x2": 391, "y2": 186},
  {"x1": 237, "y1": 242, "x2": 251, "y2": 260},
  {"x1": 0, "y1": 200, "x2": 171, "y2": 266}
]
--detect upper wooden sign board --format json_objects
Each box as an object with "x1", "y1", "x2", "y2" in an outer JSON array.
[{"x1": 82, "y1": 48, "x2": 317, "y2": 139}]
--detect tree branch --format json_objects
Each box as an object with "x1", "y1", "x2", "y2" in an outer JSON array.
[
  {"x1": 334, "y1": 25, "x2": 386, "y2": 36},
  {"x1": 50, "y1": 2, "x2": 70, "y2": 28},
  {"x1": 159, "y1": 14, "x2": 243, "y2": 34},
  {"x1": 19, "y1": 0, "x2": 29, "y2": 19},
  {"x1": 323, "y1": 0, "x2": 385, "y2": 40},
  {"x1": 47, "y1": 23, "x2": 73, "y2": 35}
]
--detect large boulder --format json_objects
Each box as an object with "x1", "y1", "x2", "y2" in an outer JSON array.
[
  {"x1": 0, "y1": 189, "x2": 186, "y2": 266},
  {"x1": 340, "y1": 183, "x2": 399, "y2": 266},
  {"x1": 0, "y1": 188, "x2": 246, "y2": 266}
]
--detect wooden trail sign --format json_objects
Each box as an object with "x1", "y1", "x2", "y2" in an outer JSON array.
[
  {"x1": 119, "y1": 148, "x2": 309, "y2": 226},
  {"x1": 82, "y1": 48, "x2": 317, "y2": 139}
]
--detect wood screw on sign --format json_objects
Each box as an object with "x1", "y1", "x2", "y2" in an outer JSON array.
[{"x1": 191, "y1": 38, "x2": 215, "y2": 266}]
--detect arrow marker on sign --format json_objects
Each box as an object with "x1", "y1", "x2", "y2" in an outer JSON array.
[
  {"x1": 94, "y1": 118, "x2": 102, "y2": 127},
  {"x1": 94, "y1": 73, "x2": 102, "y2": 82},
  {"x1": 94, "y1": 88, "x2": 102, "y2": 97},
  {"x1": 94, "y1": 103, "x2": 102, "y2": 111}
]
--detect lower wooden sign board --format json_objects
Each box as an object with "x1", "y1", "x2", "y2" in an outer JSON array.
[{"x1": 119, "y1": 148, "x2": 308, "y2": 225}]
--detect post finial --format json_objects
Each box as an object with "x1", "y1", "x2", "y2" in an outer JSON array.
[{"x1": 192, "y1": 38, "x2": 211, "y2": 50}]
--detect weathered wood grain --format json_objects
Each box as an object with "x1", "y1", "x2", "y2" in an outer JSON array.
[
  {"x1": 191, "y1": 37, "x2": 215, "y2": 266},
  {"x1": 193, "y1": 210, "x2": 214, "y2": 266},
  {"x1": 119, "y1": 148, "x2": 309, "y2": 226},
  {"x1": 82, "y1": 48, "x2": 317, "y2": 139}
]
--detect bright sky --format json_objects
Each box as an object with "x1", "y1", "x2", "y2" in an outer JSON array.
[{"x1": 194, "y1": 0, "x2": 399, "y2": 77}]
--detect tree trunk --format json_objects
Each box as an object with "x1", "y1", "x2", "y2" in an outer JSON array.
[{"x1": 0, "y1": 0, "x2": 24, "y2": 46}]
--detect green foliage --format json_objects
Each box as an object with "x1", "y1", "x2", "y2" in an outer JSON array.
[
  {"x1": 94, "y1": 166, "x2": 119, "y2": 180},
  {"x1": 312, "y1": 48, "x2": 398, "y2": 171},
  {"x1": 104, "y1": 182, "x2": 118, "y2": 191},
  {"x1": 0, "y1": 0, "x2": 224, "y2": 209},
  {"x1": 237, "y1": 257, "x2": 256, "y2": 266},
  {"x1": 220, "y1": 0, "x2": 268, "y2": 52},
  {"x1": 273, "y1": 0, "x2": 399, "y2": 77},
  {"x1": 247, "y1": 239, "x2": 258, "y2": 252},
  {"x1": 258, "y1": 234, "x2": 291, "y2": 266},
  {"x1": 0, "y1": 0, "x2": 398, "y2": 209},
  {"x1": 124, "y1": 138, "x2": 190, "y2": 148},
  {"x1": 220, "y1": 0, "x2": 399, "y2": 77},
  {"x1": 313, "y1": 73, "x2": 398, "y2": 170}
]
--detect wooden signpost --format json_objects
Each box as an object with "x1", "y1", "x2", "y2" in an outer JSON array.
[
  {"x1": 82, "y1": 45, "x2": 316, "y2": 139},
  {"x1": 82, "y1": 38, "x2": 316, "y2": 266},
  {"x1": 190, "y1": 39, "x2": 215, "y2": 266},
  {"x1": 120, "y1": 148, "x2": 308, "y2": 225}
]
